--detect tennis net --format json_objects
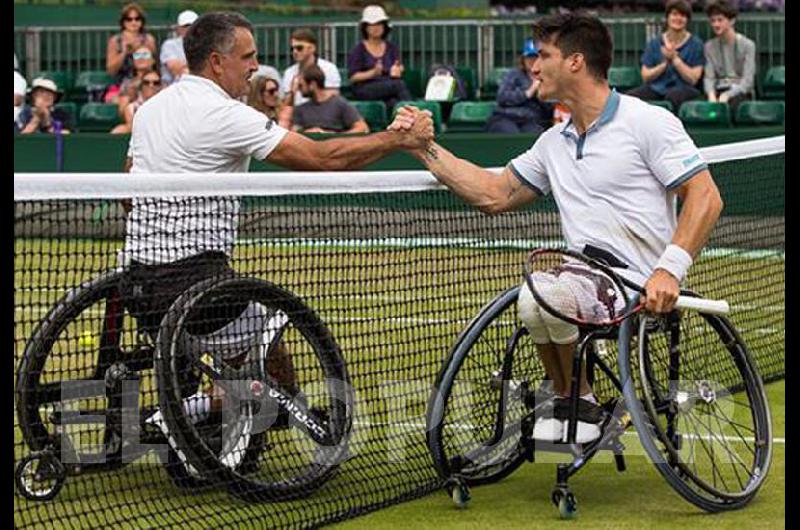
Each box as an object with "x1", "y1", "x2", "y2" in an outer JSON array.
[{"x1": 13, "y1": 135, "x2": 784, "y2": 529}]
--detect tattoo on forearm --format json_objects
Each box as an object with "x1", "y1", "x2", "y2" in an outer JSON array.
[{"x1": 424, "y1": 145, "x2": 439, "y2": 161}]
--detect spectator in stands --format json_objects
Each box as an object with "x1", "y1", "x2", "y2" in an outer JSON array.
[
  {"x1": 117, "y1": 45, "x2": 157, "y2": 117},
  {"x1": 111, "y1": 69, "x2": 162, "y2": 135},
  {"x1": 247, "y1": 75, "x2": 292, "y2": 129},
  {"x1": 627, "y1": 0, "x2": 704, "y2": 111},
  {"x1": 347, "y1": 5, "x2": 412, "y2": 112},
  {"x1": 485, "y1": 39, "x2": 554, "y2": 134},
  {"x1": 16, "y1": 77, "x2": 71, "y2": 134},
  {"x1": 280, "y1": 28, "x2": 341, "y2": 109},
  {"x1": 106, "y1": 3, "x2": 157, "y2": 101},
  {"x1": 703, "y1": 0, "x2": 756, "y2": 113},
  {"x1": 256, "y1": 64, "x2": 282, "y2": 87},
  {"x1": 160, "y1": 10, "x2": 198, "y2": 86},
  {"x1": 14, "y1": 61, "x2": 27, "y2": 129},
  {"x1": 293, "y1": 65, "x2": 369, "y2": 134}
]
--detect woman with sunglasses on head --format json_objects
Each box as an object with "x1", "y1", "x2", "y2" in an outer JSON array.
[
  {"x1": 114, "y1": 45, "x2": 158, "y2": 117},
  {"x1": 111, "y1": 70, "x2": 163, "y2": 135},
  {"x1": 247, "y1": 75, "x2": 293, "y2": 129},
  {"x1": 106, "y1": 3, "x2": 157, "y2": 101}
]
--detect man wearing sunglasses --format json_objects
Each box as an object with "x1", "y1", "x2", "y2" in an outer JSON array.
[
  {"x1": 160, "y1": 10, "x2": 199, "y2": 85},
  {"x1": 279, "y1": 28, "x2": 341, "y2": 109}
]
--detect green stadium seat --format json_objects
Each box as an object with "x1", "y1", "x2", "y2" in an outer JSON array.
[
  {"x1": 401, "y1": 68, "x2": 425, "y2": 99},
  {"x1": 71, "y1": 70, "x2": 114, "y2": 103},
  {"x1": 53, "y1": 102, "x2": 78, "y2": 130},
  {"x1": 761, "y1": 66, "x2": 785, "y2": 100},
  {"x1": 78, "y1": 102, "x2": 121, "y2": 132},
  {"x1": 734, "y1": 100, "x2": 785, "y2": 125},
  {"x1": 455, "y1": 67, "x2": 478, "y2": 101},
  {"x1": 481, "y1": 67, "x2": 512, "y2": 101},
  {"x1": 678, "y1": 101, "x2": 731, "y2": 126},
  {"x1": 607, "y1": 66, "x2": 641, "y2": 92},
  {"x1": 338, "y1": 68, "x2": 352, "y2": 98},
  {"x1": 37, "y1": 70, "x2": 75, "y2": 93},
  {"x1": 447, "y1": 101, "x2": 495, "y2": 132},
  {"x1": 393, "y1": 100, "x2": 443, "y2": 134},
  {"x1": 647, "y1": 100, "x2": 674, "y2": 113},
  {"x1": 349, "y1": 100, "x2": 387, "y2": 131}
]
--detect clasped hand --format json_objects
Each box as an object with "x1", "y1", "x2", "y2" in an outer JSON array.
[{"x1": 386, "y1": 106, "x2": 435, "y2": 150}]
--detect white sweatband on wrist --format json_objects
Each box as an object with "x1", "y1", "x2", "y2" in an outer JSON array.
[{"x1": 655, "y1": 244, "x2": 693, "y2": 282}]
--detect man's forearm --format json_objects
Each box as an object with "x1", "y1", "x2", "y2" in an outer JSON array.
[
  {"x1": 314, "y1": 131, "x2": 406, "y2": 170},
  {"x1": 413, "y1": 143, "x2": 522, "y2": 214}
]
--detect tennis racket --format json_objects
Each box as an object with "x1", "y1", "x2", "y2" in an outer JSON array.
[{"x1": 523, "y1": 248, "x2": 729, "y2": 328}]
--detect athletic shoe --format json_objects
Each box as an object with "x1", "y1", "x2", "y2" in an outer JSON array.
[
  {"x1": 554, "y1": 397, "x2": 605, "y2": 444},
  {"x1": 531, "y1": 398, "x2": 563, "y2": 441}
]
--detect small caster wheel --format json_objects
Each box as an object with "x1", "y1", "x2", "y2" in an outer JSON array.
[
  {"x1": 557, "y1": 491, "x2": 578, "y2": 519},
  {"x1": 446, "y1": 478, "x2": 471, "y2": 509},
  {"x1": 15, "y1": 452, "x2": 66, "y2": 501}
]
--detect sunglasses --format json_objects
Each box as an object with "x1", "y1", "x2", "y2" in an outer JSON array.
[
  {"x1": 133, "y1": 51, "x2": 152, "y2": 60},
  {"x1": 124, "y1": 16, "x2": 142, "y2": 22},
  {"x1": 291, "y1": 45, "x2": 308, "y2": 52},
  {"x1": 263, "y1": 87, "x2": 278, "y2": 95},
  {"x1": 142, "y1": 79, "x2": 161, "y2": 86}
]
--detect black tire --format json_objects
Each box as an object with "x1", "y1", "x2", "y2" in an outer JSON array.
[
  {"x1": 155, "y1": 276, "x2": 353, "y2": 502},
  {"x1": 16, "y1": 270, "x2": 129, "y2": 454},
  {"x1": 427, "y1": 286, "x2": 547, "y2": 486},
  {"x1": 618, "y1": 298, "x2": 773, "y2": 512},
  {"x1": 15, "y1": 269, "x2": 219, "y2": 491}
]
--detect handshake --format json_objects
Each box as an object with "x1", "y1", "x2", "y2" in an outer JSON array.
[{"x1": 386, "y1": 105, "x2": 436, "y2": 152}]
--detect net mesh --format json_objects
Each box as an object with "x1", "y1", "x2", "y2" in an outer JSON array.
[{"x1": 14, "y1": 136, "x2": 784, "y2": 528}]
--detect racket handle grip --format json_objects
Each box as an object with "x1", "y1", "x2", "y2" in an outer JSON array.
[{"x1": 675, "y1": 296, "x2": 730, "y2": 315}]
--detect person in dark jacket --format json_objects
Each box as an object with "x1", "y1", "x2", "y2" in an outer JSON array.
[{"x1": 486, "y1": 39, "x2": 554, "y2": 134}]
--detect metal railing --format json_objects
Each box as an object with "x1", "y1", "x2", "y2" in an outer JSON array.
[{"x1": 15, "y1": 15, "x2": 784, "y2": 92}]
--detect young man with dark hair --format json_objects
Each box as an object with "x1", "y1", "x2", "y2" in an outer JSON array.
[
  {"x1": 393, "y1": 12, "x2": 723, "y2": 443},
  {"x1": 703, "y1": 0, "x2": 756, "y2": 112},
  {"x1": 627, "y1": 0, "x2": 705, "y2": 111},
  {"x1": 280, "y1": 27, "x2": 341, "y2": 109},
  {"x1": 292, "y1": 64, "x2": 369, "y2": 134}
]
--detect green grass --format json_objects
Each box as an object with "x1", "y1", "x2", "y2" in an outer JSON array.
[
  {"x1": 334, "y1": 380, "x2": 785, "y2": 530},
  {"x1": 14, "y1": 238, "x2": 784, "y2": 529}
]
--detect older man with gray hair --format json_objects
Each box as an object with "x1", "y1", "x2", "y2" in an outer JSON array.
[{"x1": 123, "y1": 12, "x2": 432, "y2": 452}]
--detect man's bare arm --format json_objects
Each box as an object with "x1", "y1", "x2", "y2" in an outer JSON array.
[
  {"x1": 411, "y1": 143, "x2": 538, "y2": 214},
  {"x1": 267, "y1": 126, "x2": 431, "y2": 171},
  {"x1": 643, "y1": 169, "x2": 723, "y2": 313},
  {"x1": 670, "y1": 169, "x2": 724, "y2": 258}
]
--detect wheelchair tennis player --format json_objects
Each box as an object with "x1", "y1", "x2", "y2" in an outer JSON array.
[{"x1": 391, "y1": 11, "x2": 723, "y2": 444}]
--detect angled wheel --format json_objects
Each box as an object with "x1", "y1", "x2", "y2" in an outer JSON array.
[
  {"x1": 156, "y1": 276, "x2": 354, "y2": 502},
  {"x1": 618, "y1": 297, "x2": 773, "y2": 512},
  {"x1": 427, "y1": 286, "x2": 548, "y2": 486}
]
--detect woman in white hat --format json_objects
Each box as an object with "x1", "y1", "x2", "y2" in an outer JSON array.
[
  {"x1": 16, "y1": 77, "x2": 71, "y2": 134},
  {"x1": 346, "y1": 5, "x2": 412, "y2": 111}
]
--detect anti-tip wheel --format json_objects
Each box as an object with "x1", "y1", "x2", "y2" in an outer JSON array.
[
  {"x1": 15, "y1": 452, "x2": 66, "y2": 501},
  {"x1": 557, "y1": 491, "x2": 578, "y2": 519},
  {"x1": 447, "y1": 479, "x2": 471, "y2": 509}
]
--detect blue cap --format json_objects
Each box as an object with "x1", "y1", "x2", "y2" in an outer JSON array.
[{"x1": 522, "y1": 38, "x2": 538, "y2": 57}]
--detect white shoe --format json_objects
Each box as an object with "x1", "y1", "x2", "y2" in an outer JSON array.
[
  {"x1": 533, "y1": 416, "x2": 564, "y2": 441},
  {"x1": 574, "y1": 421, "x2": 602, "y2": 444}
]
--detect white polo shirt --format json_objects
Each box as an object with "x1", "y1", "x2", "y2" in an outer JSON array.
[
  {"x1": 510, "y1": 91, "x2": 707, "y2": 285},
  {"x1": 126, "y1": 74, "x2": 289, "y2": 264},
  {"x1": 280, "y1": 58, "x2": 341, "y2": 107}
]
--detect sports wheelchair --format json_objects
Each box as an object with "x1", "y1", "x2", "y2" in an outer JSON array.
[
  {"x1": 426, "y1": 284, "x2": 773, "y2": 518},
  {"x1": 15, "y1": 268, "x2": 354, "y2": 503}
]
